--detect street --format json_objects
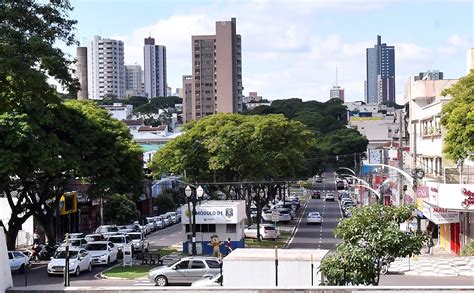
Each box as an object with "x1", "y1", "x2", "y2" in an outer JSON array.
[{"x1": 287, "y1": 172, "x2": 343, "y2": 250}]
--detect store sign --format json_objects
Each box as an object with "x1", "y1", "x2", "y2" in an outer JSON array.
[
  {"x1": 422, "y1": 202, "x2": 459, "y2": 224},
  {"x1": 416, "y1": 186, "x2": 429, "y2": 199},
  {"x1": 181, "y1": 206, "x2": 237, "y2": 224},
  {"x1": 424, "y1": 182, "x2": 474, "y2": 211}
]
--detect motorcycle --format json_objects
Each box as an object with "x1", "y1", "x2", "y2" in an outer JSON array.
[{"x1": 379, "y1": 255, "x2": 395, "y2": 275}]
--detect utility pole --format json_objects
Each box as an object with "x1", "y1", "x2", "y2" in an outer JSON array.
[{"x1": 398, "y1": 110, "x2": 404, "y2": 206}]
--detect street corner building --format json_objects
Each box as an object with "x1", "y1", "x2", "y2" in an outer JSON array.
[{"x1": 180, "y1": 200, "x2": 246, "y2": 255}]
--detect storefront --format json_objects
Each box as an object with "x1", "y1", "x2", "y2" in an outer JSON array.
[
  {"x1": 418, "y1": 182, "x2": 474, "y2": 255},
  {"x1": 181, "y1": 200, "x2": 247, "y2": 255}
]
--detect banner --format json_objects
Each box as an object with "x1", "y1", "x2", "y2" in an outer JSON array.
[
  {"x1": 422, "y1": 201, "x2": 459, "y2": 224},
  {"x1": 181, "y1": 206, "x2": 238, "y2": 224}
]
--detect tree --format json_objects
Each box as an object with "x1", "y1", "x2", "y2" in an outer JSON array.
[
  {"x1": 149, "y1": 113, "x2": 314, "y2": 182},
  {"x1": 440, "y1": 72, "x2": 474, "y2": 161},
  {"x1": 320, "y1": 204, "x2": 426, "y2": 286},
  {"x1": 103, "y1": 194, "x2": 140, "y2": 225}
]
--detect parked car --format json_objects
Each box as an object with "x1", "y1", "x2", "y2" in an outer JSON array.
[
  {"x1": 315, "y1": 175, "x2": 323, "y2": 183},
  {"x1": 148, "y1": 256, "x2": 221, "y2": 286},
  {"x1": 84, "y1": 234, "x2": 105, "y2": 242},
  {"x1": 107, "y1": 235, "x2": 132, "y2": 256},
  {"x1": 102, "y1": 232, "x2": 119, "y2": 239},
  {"x1": 159, "y1": 214, "x2": 170, "y2": 227},
  {"x1": 47, "y1": 247, "x2": 92, "y2": 276},
  {"x1": 68, "y1": 233, "x2": 85, "y2": 240},
  {"x1": 191, "y1": 273, "x2": 222, "y2": 287},
  {"x1": 153, "y1": 216, "x2": 164, "y2": 229},
  {"x1": 312, "y1": 190, "x2": 321, "y2": 199},
  {"x1": 307, "y1": 211, "x2": 322, "y2": 224},
  {"x1": 165, "y1": 212, "x2": 178, "y2": 224},
  {"x1": 127, "y1": 232, "x2": 149, "y2": 252},
  {"x1": 60, "y1": 238, "x2": 88, "y2": 248},
  {"x1": 95, "y1": 225, "x2": 119, "y2": 234},
  {"x1": 244, "y1": 224, "x2": 277, "y2": 240},
  {"x1": 324, "y1": 193, "x2": 335, "y2": 201},
  {"x1": 277, "y1": 209, "x2": 292, "y2": 223},
  {"x1": 146, "y1": 217, "x2": 156, "y2": 232},
  {"x1": 84, "y1": 241, "x2": 118, "y2": 266},
  {"x1": 134, "y1": 221, "x2": 150, "y2": 235},
  {"x1": 8, "y1": 251, "x2": 29, "y2": 273}
]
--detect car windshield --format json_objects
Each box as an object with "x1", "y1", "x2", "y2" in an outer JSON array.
[
  {"x1": 108, "y1": 237, "x2": 124, "y2": 243},
  {"x1": 128, "y1": 234, "x2": 141, "y2": 240},
  {"x1": 85, "y1": 243, "x2": 107, "y2": 251},
  {"x1": 54, "y1": 250, "x2": 78, "y2": 259},
  {"x1": 264, "y1": 226, "x2": 275, "y2": 231},
  {"x1": 309, "y1": 212, "x2": 320, "y2": 217}
]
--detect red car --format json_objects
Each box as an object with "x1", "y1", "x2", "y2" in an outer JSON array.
[{"x1": 312, "y1": 190, "x2": 321, "y2": 199}]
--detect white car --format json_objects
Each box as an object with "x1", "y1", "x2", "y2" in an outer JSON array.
[
  {"x1": 85, "y1": 241, "x2": 118, "y2": 266},
  {"x1": 8, "y1": 251, "x2": 29, "y2": 273},
  {"x1": 153, "y1": 216, "x2": 164, "y2": 229},
  {"x1": 159, "y1": 214, "x2": 170, "y2": 227},
  {"x1": 95, "y1": 225, "x2": 119, "y2": 234},
  {"x1": 244, "y1": 224, "x2": 277, "y2": 240},
  {"x1": 127, "y1": 232, "x2": 149, "y2": 252},
  {"x1": 47, "y1": 247, "x2": 92, "y2": 276},
  {"x1": 307, "y1": 212, "x2": 322, "y2": 224},
  {"x1": 146, "y1": 217, "x2": 156, "y2": 232},
  {"x1": 165, "y1": 212, "x2": 178, "y2": 224},
  {"x1": 325, "y1": 193, "x2": 335, "y2": 201},
  {"x1": 68, "y1": 233, "x2": 85, "y2": 240},
  {"x1": 107, "y1": 235, "x2": 132, "y2": 255},
  {"x1": 191, "y1": 273, "x2": 222, "y2": 287},
  {"x1": 60, "y1": 238, "x2": 88, "y2": 248}
]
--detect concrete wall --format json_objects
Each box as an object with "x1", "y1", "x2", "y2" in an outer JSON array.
[
  {"x1": 0, "y1": 198, "x2": 34, "y2": 249},
  {"x1": 0, "y1": 228, "x2": 13, "y2": 293}
]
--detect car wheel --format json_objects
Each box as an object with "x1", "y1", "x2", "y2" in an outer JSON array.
[
  {"x1": 18, "y1": 264, "x2": 25, "y2": 274},
  {"x1": 155, "y1": 275, "x2": 168, "y2": 287},
  {"x1": 88, "y1": 263, "x2": 92, "y2": 272},
  {"x1": 75, "y1": 266, "x2": 80, "y2": 277}
]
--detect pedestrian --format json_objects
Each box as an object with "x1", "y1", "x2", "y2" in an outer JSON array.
[
  {"x1": 33, "y1": 229, "x2": 40, "y2": 245},
  {"x1": 225, "y1": 238, "x2": 232, "y2": 255},
  {"x1": 426, "y1": 237, "x2": 434, "y2": 255}
]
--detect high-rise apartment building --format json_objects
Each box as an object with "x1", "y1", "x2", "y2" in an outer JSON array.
[
  {"x1": 187, "y1": 17, "x2": 242, "y2": 121},
  {"x1": 125, "y1": 65, "x2": 144, "y2": 97},
  {"x1": 144, "y1": 37, "x2": 167, "y2": 98},
  {"x1": 365, "y1": 35, "x2": 395, "y2": 104},
  {"x1": 76, "y1": 47, "x2": 88, "y2": 100},
  {"x1": 87, "y1": 36, "x2": 125, "y2": 100}
]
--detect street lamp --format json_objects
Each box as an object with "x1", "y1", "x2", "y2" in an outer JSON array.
[{"x1": 185, "y1": 185, "x2": 204, "y2": 255}]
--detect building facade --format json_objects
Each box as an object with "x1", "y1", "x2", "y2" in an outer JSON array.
[
  {"x1": 87, "y1": 36, "x2": 125, "y2": 100},
  {"x1": 76, "y1": 47, "x2": 88, "y2": 100},
  {"x1": 365, "y1": 35, "x2": 395, "y2": 105},
  {"x1": 125, "y1": 65, "x2": 144, "y2": 97},
  {"x1": 144, "y1": 37, "x2": 167, "y2": 98},
  {"x1": 330, "y1": 85, "x2": 345, "y2": 101},
  {"x1": 189, "y1": 18, "x2": 243, "y2": 121},
  {"x1": 182, "y1": 75, "x2": 193, "y2": 123},
  {"x1": 416, "y1": 70, "x2": 444, "y2": 81}
]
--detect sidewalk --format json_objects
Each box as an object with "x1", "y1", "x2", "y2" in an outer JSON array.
[{"x1": 389, "y1": 246, "x2": 474, "y2": 277}]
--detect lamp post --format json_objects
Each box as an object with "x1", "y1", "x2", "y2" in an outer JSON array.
[{"x1": 185, "y1": 185, "x2": 204, "y2": 255}]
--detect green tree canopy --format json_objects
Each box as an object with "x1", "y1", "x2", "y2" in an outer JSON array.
[
  {"x1": 103, "y1": 194, "x2": 140, "y2": 225},
  {"x1": 440, "y1": 71, "x2": 474, "y2": 161},
  {"x1": 149, "y1": 113, "x2": 315, "y2": 182},
  {"x1": 134, "y1": 96, "x2": 182, "y2": 115},
  {"x1": 320, "y1": 204, "x2": 426, "y2": 286}
]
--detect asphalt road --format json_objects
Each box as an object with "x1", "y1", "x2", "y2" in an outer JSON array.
[{"x1": 287, "y1": 172, "x2": 343, "y2": 250}]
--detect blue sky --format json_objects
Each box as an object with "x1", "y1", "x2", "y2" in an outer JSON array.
[{"x1": 67, "y1": 0, "x2": 473, "y2": 102}]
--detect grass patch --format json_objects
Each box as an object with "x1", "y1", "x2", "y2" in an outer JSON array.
[
  {"x1": 245, "y1": 231, "x2": 292, "y2": 249},
  {"x1": 102, "y1": 265, "x2": 152, "y2": 279},
  {"x1": 154, "y1": 248, "x2": 177, "y2": 257}
]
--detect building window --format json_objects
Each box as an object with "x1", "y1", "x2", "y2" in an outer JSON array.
[{"x1": 226, "y1": 224, "x2": 236, "y2": 233}]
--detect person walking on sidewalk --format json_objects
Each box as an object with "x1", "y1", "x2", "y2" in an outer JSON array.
[{"x1": 426, "y1": 237, "x2": 434, "y2": 255}]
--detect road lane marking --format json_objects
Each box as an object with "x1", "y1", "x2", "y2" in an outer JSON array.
[{"x1": 285, "y1": 194, "x2": 310, "y2": 248}]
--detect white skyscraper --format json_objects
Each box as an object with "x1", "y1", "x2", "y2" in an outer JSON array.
[
  {"x1": 125, "y1": 64, "x2": 144, "y2": 97},
  {"x1": 144, "y1": 37, "x2": 167, "y2": 98},
  {"x1": 87, "y1": 36, "x2": 125, "y2": 100}
]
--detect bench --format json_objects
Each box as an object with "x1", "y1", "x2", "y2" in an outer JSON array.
[{"x1": 141, "y1": 252, "x2": 163, "y2": 266}]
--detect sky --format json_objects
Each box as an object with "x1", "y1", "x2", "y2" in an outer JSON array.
[{"x1": 67, "y1": 0, "x2": 473, "y2": 103}]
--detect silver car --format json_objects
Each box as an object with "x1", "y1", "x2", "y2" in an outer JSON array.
[{"x1": 148, "y1": 256, "x2": 221, "y2": 286}]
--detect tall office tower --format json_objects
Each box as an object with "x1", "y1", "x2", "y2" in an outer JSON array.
[
  {"x1": 330, "y1": 85, "x2": 345, "y2": 101},
  {"x1": 182, "y1": 75, "x2": 193, "y2": 123},
  {"x1": 144, "y1": 37, "x2": 167, "y2": 98},
  {"x1": 87, "y1": 36, "x2": 125, "y2": 100},
  {"x1": 76, "y1": 47, "x2": 88, "y2": 100},
  {"x1": 329, "y1": 67, "x2": 345, "y2": 101},
  {"x1": 190, "y1": 17, "x2": 242, "y2": 121},
  {"x1": 125, "y1": 65, "x2": 143, "y2": 97},
  {"x1": 416, "y1": 70, "x2": 444, "y2": 81},
  {"x1": 365, "y1": 35, "x2": 395, "y2": 104}
]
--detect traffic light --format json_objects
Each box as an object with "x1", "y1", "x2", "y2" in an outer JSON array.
[{"x1": 60, "y1": 192, "x2": 77, "y2": 215}]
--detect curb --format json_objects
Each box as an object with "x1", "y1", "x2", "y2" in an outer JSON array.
[{"x1": 94, "y1": 262, "x2": 122, "y2": 280}]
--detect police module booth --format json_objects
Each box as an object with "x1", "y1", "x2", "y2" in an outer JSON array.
[{"x1": 181, "y1": 200, "x2": 246, "y2": 255}]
